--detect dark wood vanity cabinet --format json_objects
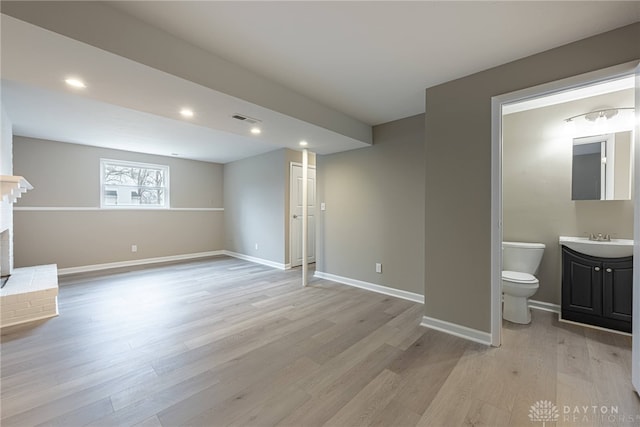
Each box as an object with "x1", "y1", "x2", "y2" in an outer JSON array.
[{"x1": 561, "y1": 246, "x2": 632, "y2": 333}]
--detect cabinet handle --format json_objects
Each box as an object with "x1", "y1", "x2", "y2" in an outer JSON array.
[
  {"x1": 594, "y1": 267, "x2": 600, "y2": 272},
  {"x1": 606, "y1": 268, "x2": 612, "y2": 273}
]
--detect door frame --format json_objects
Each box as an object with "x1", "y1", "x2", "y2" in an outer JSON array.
[
  {"x1": 289, "y1": 161, "x2": 316, "y2": 268},
  {"x1": 490, "y1": 61, "x2": 639, "y2": 349},
  {"x1": 633, "y1": 62, "x2": 640, "y2": 393}
]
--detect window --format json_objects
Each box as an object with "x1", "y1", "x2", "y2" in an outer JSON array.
[{"x1": 100, "y1": 159, "x2": 169, "y2": 208}]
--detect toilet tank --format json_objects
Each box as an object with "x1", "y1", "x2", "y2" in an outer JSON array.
[{"x1": 502, "y1": 241, "x2": 545, "y2": 274}]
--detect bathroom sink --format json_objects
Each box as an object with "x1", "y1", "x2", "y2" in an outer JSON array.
[{"x1": 559, "y1": 236, "x2": 634, "y2": 258}]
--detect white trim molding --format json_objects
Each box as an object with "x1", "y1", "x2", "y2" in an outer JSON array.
[
  {"x1": 313, "y1": 271, "x2": 424, "y2": 304},
  {"x1": 58, "y1": 250, "x2": 225, "y2": 276},
  {"x1": 558, "y1": 316, "x2": 632, "y2": 337},
  {"x1": 1, "y1": 175, "x2": 33, "y2": 203},
  {"x1": 168, "y1": 208, "x2": 224, "y2": 211},
  {"x1": 14, "y1": 207, "x2": 224, "y2": 211},
  {"x1": 223, "y1": 251, "x2": 288, "y2": 270},
  {"x1": 528, "y1": 299, "x2": 561, "y2": 314},
  {"x1": 420, "y1": 316, "x2": 492, "y2": 346}
]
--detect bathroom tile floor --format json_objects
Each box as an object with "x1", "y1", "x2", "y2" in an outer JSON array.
[{"x1": 1, "y1": 256, "x2": 638, "y2": 426}]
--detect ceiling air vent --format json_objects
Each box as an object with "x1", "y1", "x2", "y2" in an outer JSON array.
[{"x1": 232, "y1": 114, "x2": 261, "y2": 125}]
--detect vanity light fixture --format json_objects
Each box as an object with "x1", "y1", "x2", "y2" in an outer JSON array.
[
  {"x1": 564, "y1": 107, "x2": 635, "y2": 136},
  {"x1": 564, "y1": 107, "x2": 634, "y2": 124},
  {"x1": 65, "y1": 78, "x2": 86, "y2": 89}
]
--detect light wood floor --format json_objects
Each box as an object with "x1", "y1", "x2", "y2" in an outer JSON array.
[{"x1": 1, "y1": 256, "x2": 639, "y2": 426}]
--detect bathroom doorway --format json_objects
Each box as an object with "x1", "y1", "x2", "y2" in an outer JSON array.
[{"x1": 491, "y1": 61, "x2": 639, "y2": 391}]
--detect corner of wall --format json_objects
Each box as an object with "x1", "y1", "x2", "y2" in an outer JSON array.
[
  {"x1": 223, "y1": 149, "x2": 287, "y2": 265},
  {"x1": 1, "y1": 103, "x2": 15, "y2": 274}
]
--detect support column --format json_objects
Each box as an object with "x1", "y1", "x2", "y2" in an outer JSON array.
[{"x1": 302, "y1": 148, "x2": 308, "y2": 287}]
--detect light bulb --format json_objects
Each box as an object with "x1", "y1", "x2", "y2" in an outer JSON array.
[
  {"x1": 180, "y1": 108, "x2": 194, "y2": 118},
  {"x1": 65, "y1": 78, "x2": 86, "y2": 88}
]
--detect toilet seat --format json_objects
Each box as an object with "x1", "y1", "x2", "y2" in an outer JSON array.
[{"x1": 502, "y1": 270, "x2": 538, "y2": 284}]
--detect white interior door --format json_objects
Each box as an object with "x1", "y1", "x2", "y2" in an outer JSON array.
[{"x1": 290, "y1": 163, "x2": 316, "y2": 267}]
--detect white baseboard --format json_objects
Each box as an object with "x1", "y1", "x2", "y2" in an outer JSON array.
[
  {"x1": 58, "y1": 250, "x2": 225, "y2": 276},
  {"x1": 313, "y1": 271, "x2": 424, "y2": 304},
  {"x1": 528, "y1": 299, "x2": 560, "y2": 314},
  {"x1": 420, "y1": 315, "x2": 492, "y2": 346},
  {"x1": 558, "y1": 316, "x2": 632, "y2": 337},
  {"x1": 223, "y1": 251, "x2": 288, "y2": 270}
]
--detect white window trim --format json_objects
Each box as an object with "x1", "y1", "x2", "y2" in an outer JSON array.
[{"x1": 100, "y1": 158, "x2": 170, "y2": 209}]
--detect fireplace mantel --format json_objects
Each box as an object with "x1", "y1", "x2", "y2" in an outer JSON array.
[{"x1": 1, "y1": 175, "x2": 32, "y2": 204}]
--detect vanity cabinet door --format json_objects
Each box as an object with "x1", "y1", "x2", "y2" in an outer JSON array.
[
  {"x1": 561, "y1": 246, "x2": 632, "y2": 333},
  {"x1": 603, "y1": 259, "x2": 633, "y2": 323},
  {"x1": 562, "y1": 248, "x2": 602, "y2": 316}
]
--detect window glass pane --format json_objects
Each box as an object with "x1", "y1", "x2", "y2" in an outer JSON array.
[
  {"x1": 101, "y1": 160, "x2": 169, "y2": 208},
  {"x1": 103, "y1": 165, "x2": 165, "y2": 187}
]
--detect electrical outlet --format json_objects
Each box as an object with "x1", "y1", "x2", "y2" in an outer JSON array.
[
  {"x1": 375, "y1": 263, "x2": 382, "y2": 273},
  {"x1": 255, "y1": 243, "x2": 259, "y2": 250},
  {"x1": 131, "y1": 244, "x2": 138, "y2": 253},
  {"x1": 320, "y1": 202, "x2": 326, "y2": 211}
]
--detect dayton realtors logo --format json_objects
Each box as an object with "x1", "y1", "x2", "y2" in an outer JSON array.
[
  {"x1": 530, "y1": 401, "x2": 640, "y2": 424},
  {"x1": 529, "y1": 400, "x2": 560, "y2": 426},
  {"x1": 561, "y1": 404, "x2": 640, "y2": 424}
]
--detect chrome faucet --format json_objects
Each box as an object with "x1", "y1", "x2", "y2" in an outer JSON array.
[{"x1": 589, "y1": 233, "x2": 611, "y2": 242}]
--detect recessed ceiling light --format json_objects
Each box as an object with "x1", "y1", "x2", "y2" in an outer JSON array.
[
  {"x1": 299, "y1": 140, "x2": 308, "y2": 147},
  {"x1": 180, "y1": 108, "x2": 194, "y2": 118},
  {"x1": 250, "y1": 127, "x2": 261, "y2": 135},
  {"x1": 65, "y1": 78, "x2": 86, "y2": 89}
]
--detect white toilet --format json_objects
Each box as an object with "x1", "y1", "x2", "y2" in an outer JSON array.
[{"x1": 502, "y1": 241, "x2": 545, "y2": 324}]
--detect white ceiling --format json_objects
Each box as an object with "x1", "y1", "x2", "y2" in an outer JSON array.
[
  {"x1": 2, "y1": 1, "x2": 639, "y2": 163},
  {"x1": 1, "y1": 13, "x2": 369, "y2": 163},
  {"x1": 111, "y1": 1, "x2": 640, "y2": 125},
  {"x1": 2, "y1": 80, "x2": 278, "y2": 164}
]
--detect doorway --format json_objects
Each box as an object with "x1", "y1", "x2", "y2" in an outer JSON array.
[
  {"x1": 492, "y1": 61, "x2": 639, "y2": 391},
  {"x1": 290, "y1": 162, "x2": 316, "y2": 267}
]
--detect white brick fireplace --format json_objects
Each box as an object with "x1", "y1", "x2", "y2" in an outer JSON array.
[
  {"x1": 0, "y1": 175, "x2": 59, "y2": 329},
  {"x1": 1, "y1": 175, "x2": 32, "y2": 279}
]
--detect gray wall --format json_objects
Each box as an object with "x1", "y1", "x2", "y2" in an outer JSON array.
[
  {"x1": 1, "y1": 105, "x2": 11, "y2": 174},
  {"x1": 224, "y1": 149, "x2": 286, "y2": 264},
  {"x1": 425, "y1": 22, "x2": 640, "y2": 332},
  {"x1": 13, "y1": 137, "x2": 224, "y2": 268},
  {"x1": 615, "y1": 131, "x2": 632, "y2": 200},
  {"x1": 316, "y1": 114, "x2": 425, "y2": 295},
  {"x1": 503, "y1": 89, "x2": 634, "y2": 305},
  {"x1": 224, "y1": 148, "x2": 315, "y2": 266}
]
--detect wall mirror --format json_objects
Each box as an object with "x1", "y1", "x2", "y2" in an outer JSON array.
[{"x1": 571, "y1": 131, "x2": 632, "y2": 201}]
